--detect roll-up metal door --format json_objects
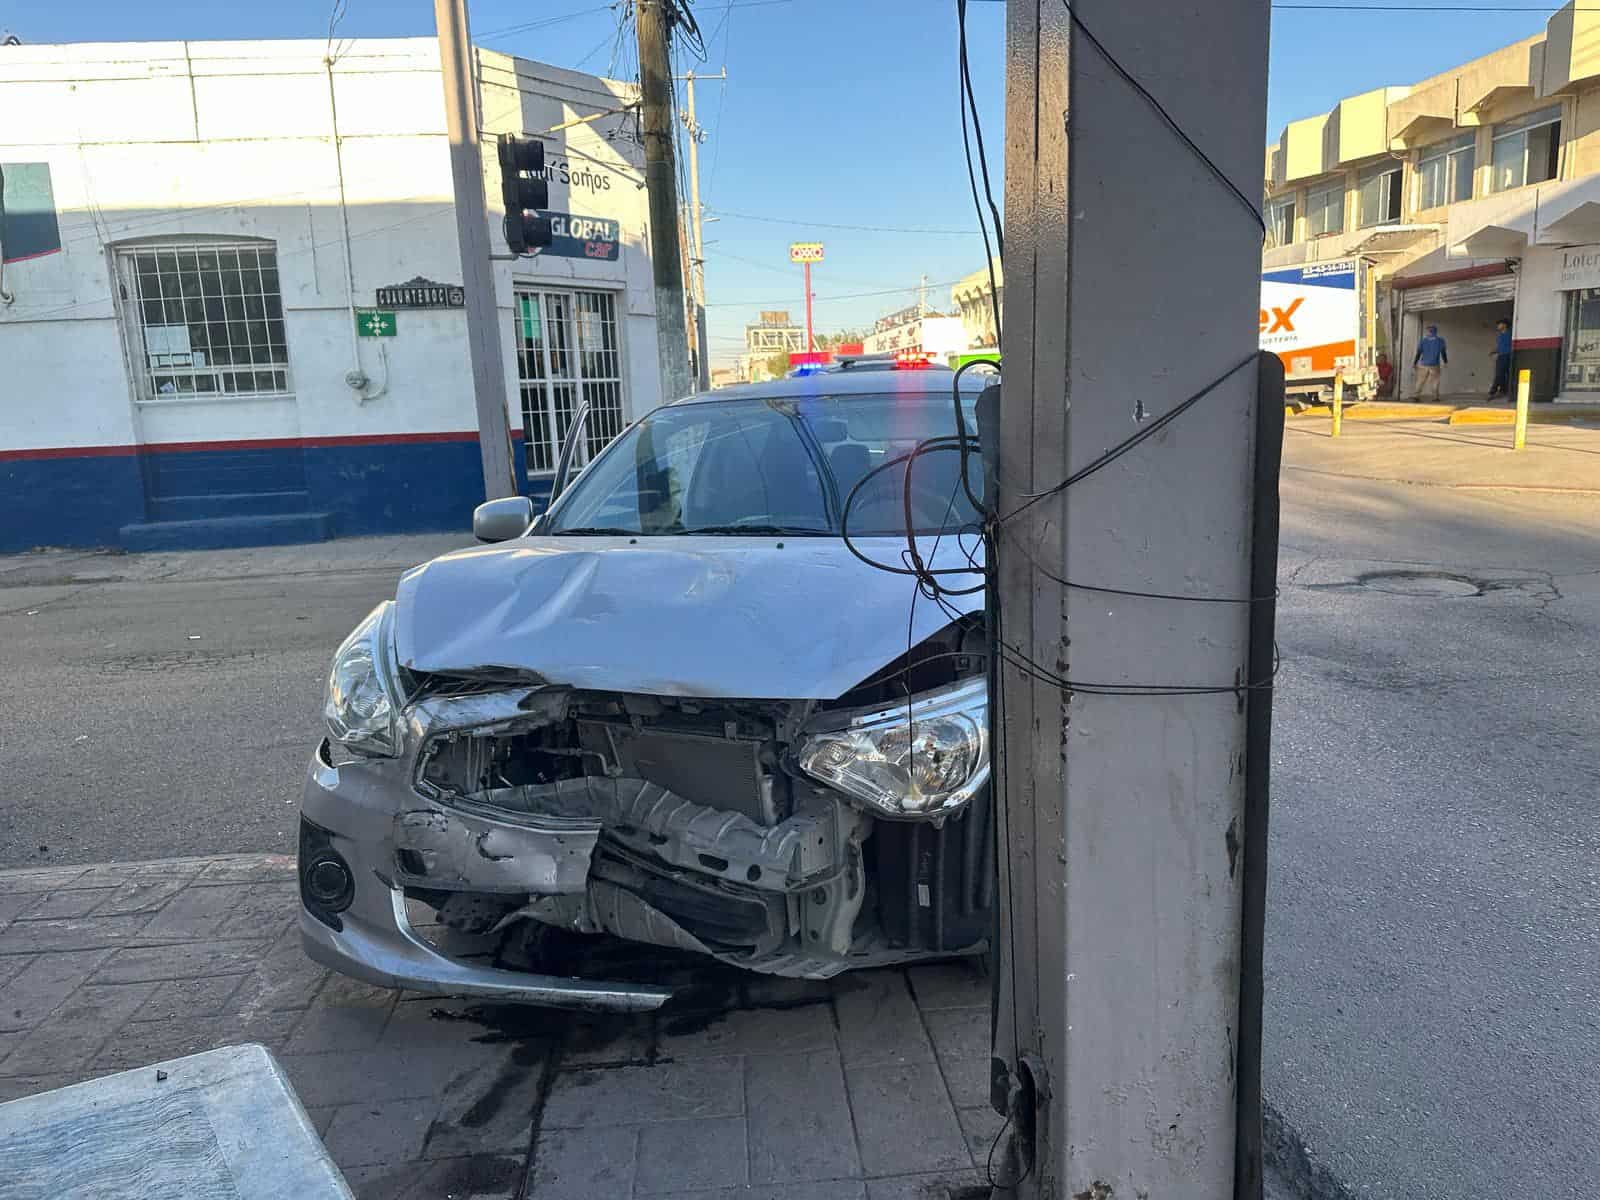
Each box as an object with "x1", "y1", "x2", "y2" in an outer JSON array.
[{"x1": 1399, "y1": 274, "x2": 1517, "y2": 312}]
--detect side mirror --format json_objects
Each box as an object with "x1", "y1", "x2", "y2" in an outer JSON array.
[{"x1": 472, "y1": 496, "x2": 535, "y2": 543}]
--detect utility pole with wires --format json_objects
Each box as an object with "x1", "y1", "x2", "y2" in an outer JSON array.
[
  {"x1": 678, "y1": 67, "x2": 724, "y2": 391},
  {"x1": 989, "y1": 1, "x2": 1281, "y2": 1197},
  {"x1": 636, "y1": 0, "x2": 695, "y2": 403},
  {"x1": 434, "y1": 0, "x2": 517, "y2": 500}
]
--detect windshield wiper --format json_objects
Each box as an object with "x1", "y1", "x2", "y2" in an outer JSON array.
[
  {"x1": 672, "y1": 524, "x2": 830, "y2": 536},
  {"x1": 549, "y1": 525, "x2": 638, "y2": 536}
]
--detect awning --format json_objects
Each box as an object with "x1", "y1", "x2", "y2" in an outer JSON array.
[
  {"x1": 1346, "y1": 225, "x2": 1442, "y2": 256},
  {"x1": 1532, "y1": 177, "x2": 1600, "y2": 245},
  {"x1": 1447, "y1": 176, "x2": 1600, "y2": 256},
  {"x1": 1454, "y1": 223, "x2": 1530, "y2": 258}
]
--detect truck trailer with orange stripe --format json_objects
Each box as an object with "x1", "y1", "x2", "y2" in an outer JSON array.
[{"x1": 1260, "y1": 258, "x2": 1379, "y2": 404}]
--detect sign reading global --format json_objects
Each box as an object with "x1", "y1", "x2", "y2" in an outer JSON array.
[
  {"x1": 789, "y1": 242, "x2": 824, "y2": 263},
  {"x1": 541, "y1": 212, "x2": 621, "y2": 261}
]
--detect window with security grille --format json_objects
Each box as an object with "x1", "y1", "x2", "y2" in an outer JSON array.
[
  {"x1": 513, "y1": 288, "x2": 627, "y2": 475},
  {"x1": 116, "y1": 242, "x2": 290, "y2": 399}
]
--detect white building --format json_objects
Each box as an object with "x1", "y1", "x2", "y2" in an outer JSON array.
[
  {"x1": 0, "y1": 37, "x2": 663, "y2": 552},
  {"x1": 862, "y1": 304, "x2": 967, "y2": 357}
]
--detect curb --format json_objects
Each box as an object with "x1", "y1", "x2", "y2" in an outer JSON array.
[
  {"x1": 1284, "y1": 403, "x2": 1457, "y2": 421},
  {"x1": 1447, "y1": 407, "x2": 1600, "y2": 426},
  {"x1": 0, "y1": 852, "x2": 289, "y2": 884},
  {"x1": 1286, "y1": 403, "x2": 1600, "y2": 426}
]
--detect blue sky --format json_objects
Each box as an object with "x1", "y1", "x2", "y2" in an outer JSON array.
[{"x1": 0, "y1": 0, "x2": 1553, "y2": 365}]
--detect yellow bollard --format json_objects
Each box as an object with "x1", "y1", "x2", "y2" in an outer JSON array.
[
  {"x1": 1331, "y1": 371, "x2": 1343, "y2": 438},
  {"x1": 1513, "y1": 368, "x2": 1531, "y2": 451}
]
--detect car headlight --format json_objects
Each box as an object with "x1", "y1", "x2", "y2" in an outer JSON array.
[
  {"x1": 324, "y1": 601, "x2": 404, "y2": 757},
  {"x1": 798, "y1": 677, "x2": 989, "y2": 819}
]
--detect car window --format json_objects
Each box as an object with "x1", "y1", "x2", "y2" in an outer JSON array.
[{"x1": 543, "y1": 393, "x2": 982, "y2": 537}]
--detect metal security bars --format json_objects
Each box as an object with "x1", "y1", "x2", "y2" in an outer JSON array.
[
  {"x1": 512, "y1": 287, "x2": 627, "y2": 475},
  {"x1": 116, "y1": 243, "x2": 290, "y2": 400}
]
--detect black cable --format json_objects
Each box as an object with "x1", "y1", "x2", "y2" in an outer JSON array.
[
  {"x1": 952, "y1": 358, "x2": 995, "y2": 517},
  {"x1": 839, "y1": 437, "x2": 987, "y2": 595},
  {"x1": 957, "y1": 0, "x2": 1004, "y2": 262},
  {"x1": 1001, "y1": 635, "x2": 1281, "y2": 697},
  {"x1": 1001, "y1": 350, "x2": 1261, "y2": 524},
  {"x1": 1003, "y1": 524, "x2": 1278, "y2": 605},
  {"x1": 1063, "y1": 2, "x2": 1265, "y2": 238}
]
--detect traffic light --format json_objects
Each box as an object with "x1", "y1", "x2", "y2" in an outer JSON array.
[{"x1": 497, "y1": 134, "x2": 552, "y2": 256}]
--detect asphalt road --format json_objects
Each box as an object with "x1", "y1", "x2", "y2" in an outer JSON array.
[
  {"x1": 1267, "y1": 420, "x2": 1600, "y2": 1198},
  {"x1": 0, "y1": 534, "x2": 472, "y2": 867},
  {"x1": 2, "y1": 421, "x2": 1598, "y2": 1196}
]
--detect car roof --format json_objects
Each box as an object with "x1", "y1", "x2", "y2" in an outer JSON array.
[{"x1": 670, "y1": 368, "x2": 995, "y2": 406}]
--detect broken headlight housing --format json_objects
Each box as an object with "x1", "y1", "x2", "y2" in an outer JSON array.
[
  {"x1": 798, "y1": 677, "x2": 989, "y2": 819},
  {"x1": 324, "y1": 601, "x2": 404, "y2": 757}
]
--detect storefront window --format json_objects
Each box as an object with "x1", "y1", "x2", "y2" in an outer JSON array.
[{"x1": 1564, "y1": 289, "x2": 1600, "y2": 390}]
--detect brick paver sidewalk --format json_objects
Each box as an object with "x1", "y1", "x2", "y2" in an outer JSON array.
[{"x1": 0, "y1": 855, "x2": 996, "y2": 1199}]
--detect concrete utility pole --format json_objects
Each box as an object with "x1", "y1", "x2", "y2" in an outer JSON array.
[
  {"x1": 678, "y1": 67, "x2": 724, "y2": 391},
  {"x1": 434, "y1": 0, "x2": 517, "y2": 500},
  {"x1": 636, "y1": 0, "x2": 695, "y2": 403},
  {"x1": 991, "y1": 2, "x2": 1279, "y2": 1197}
]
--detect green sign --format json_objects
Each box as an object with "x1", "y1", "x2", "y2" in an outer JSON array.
[
  {"x1": 356, "y1": 310, "x2": 397, "y2": 338},
  {"x1": 953, "y1": 351, "x2": 1000, "y2": 371}
]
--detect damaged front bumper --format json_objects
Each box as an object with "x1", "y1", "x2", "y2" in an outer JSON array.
[
  {"x1": 300, "y1": 681, "x2": 992, "y2": 1010},
  {"x1": 299, "y1": 740, "x2": 672, "y2": 1012}
]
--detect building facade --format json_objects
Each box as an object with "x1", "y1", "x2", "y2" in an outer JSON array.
[
  {"x1": 740, "y1": 310, "x2": 805, "y2": 381},
  {"x1": 0, "y1": 38, "x2": 661, "y2": 553},
  {"x1": 861, "y1": 304, "x2": 966, "y2": 357},
  {"x1": 950, "y1": 258, "x2": 1002, "y2": 351},
  {"x1": 1263, "y1": 4, "x2": 1600, "y2": 402}
]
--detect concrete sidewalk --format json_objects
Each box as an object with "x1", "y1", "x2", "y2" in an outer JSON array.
[
  {"x1": 0, "y1": 855, "x2": 1305, "y2": 1199},
  {"x1": 0, "y1": 854, "x2": 1000, "y2": 1199},
  {"x1": 1282, "y1": 417, "x2": 1600, "y2": 494}
]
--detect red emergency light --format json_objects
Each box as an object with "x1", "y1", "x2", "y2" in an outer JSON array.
[{"x1": 893, "y1": 349, "x2": 936, "y2": 369}]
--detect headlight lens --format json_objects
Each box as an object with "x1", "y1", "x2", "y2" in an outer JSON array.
[
  {"x1": 324, "y1": 601, "x2": 403, "y2": 757},
  {"x1": 798, "y1": 677, "x2": 989, "y2": 819}
]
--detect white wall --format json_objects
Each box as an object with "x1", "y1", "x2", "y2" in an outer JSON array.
[{"x1": 0, "y1": 38, "x2": 658, "y2": 456}]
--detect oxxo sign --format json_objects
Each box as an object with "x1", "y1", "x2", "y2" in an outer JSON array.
[{"x1": 789, "y1": 242, "x2": 824, "y2": 263}]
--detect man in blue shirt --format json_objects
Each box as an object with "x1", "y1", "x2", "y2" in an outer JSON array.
[
  {"x1": 1486, "y1": 318, "x2": 1513, "y2": 399},
  {"x1": 1411, "y1": 325, "x2": 1447, "y2": 401}
]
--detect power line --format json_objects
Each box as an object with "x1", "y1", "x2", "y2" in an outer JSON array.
[
  {"x1": 1274, "y1": 3, "x2": 1592, "y2": 9},
  {"x1": 476, "y1": 4, "x2": 618, "y2": 42},
  {"x1": 705, "y1": 277, "x2": 963, "y2": 308},
  {"x1": 707, "y1": 247, "x2": 924, "y2": 289},
  {"x1": 704, "y1": 206, "x2": 981, "y2": 236}
]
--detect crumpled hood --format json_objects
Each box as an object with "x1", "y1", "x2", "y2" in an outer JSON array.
[{"x1": 393, "y1": 535, "x2": 984, "y2": 700}]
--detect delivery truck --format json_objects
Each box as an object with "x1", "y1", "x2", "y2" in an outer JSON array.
[{"x1": 1260, "y1": 258, "x2": 1380, "y2": 404}]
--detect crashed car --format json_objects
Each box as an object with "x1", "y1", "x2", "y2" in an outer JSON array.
[{"x1": 298, "y1": 367, "x2": 995, "y2": 1011}]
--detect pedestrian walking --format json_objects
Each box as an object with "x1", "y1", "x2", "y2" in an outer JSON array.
[
  {"x1": 1486, "y1": 318, "x2": 1513, "y2": 399},
  {"x1": 1411, "y1": 324, "x2": 1447, "y2": 401}
]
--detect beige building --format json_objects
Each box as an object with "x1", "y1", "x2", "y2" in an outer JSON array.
[
  {"x1": 1264, "y1": 2, "x2": 1600, "y2": 401},
  {"x1": 951, "y1": 258, "x2": 1002, "y2": 351}
]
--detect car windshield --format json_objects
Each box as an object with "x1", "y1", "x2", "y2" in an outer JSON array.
[{"x1": 543, "y1": 392, "x2": 982, "y2": 537}]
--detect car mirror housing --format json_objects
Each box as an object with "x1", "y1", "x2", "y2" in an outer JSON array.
[{"x1": 472, "y1": 496, "x2": 535, "y2": 543}]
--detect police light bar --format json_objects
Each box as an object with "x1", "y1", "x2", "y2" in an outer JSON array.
[{"x1": 893, "y1": 349, "x2": 935, "y2": 369}]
